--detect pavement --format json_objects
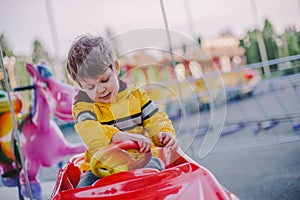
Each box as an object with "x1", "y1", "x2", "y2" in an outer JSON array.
[
  {"x1": 1, "y1": 121, "x2": 299, "y2": 200},
  {"x1": 1, "y1": 181, "x2": 55, "y2": 200},
  {"x1": 1, "y1": 76, "x2": 300, "y2": 200}
]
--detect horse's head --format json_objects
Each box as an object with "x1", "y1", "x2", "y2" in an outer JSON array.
[{"x1": 25, "y1": 63, "x2": 75, "y2": 122}]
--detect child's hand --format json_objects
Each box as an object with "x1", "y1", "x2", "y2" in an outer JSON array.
[
  {"x1": 127, "y1": 133, "x2": 152, "y2": 153},
  {"x1": 112, "y1": 132, "x2": 151, "y2": 153},
  {"x1": 158, "y1": 132, "x2": 178, "y2": 151}
]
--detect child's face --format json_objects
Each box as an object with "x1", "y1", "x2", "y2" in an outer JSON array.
[{"x1": 80, "y1": 63, "x2": 120, "y2": 103}]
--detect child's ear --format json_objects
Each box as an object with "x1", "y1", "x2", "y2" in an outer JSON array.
[{"x1": 115, "y1": 60, "x2": 121, "y2": 75}]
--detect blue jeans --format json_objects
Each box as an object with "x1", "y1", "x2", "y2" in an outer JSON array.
[{"x1": 76, "y1": 157, "x2": 163, "y2": 188}]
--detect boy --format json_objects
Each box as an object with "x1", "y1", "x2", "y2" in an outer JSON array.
[{"x1": 67, "y1": 34, "x2": 178, "y2": 187}]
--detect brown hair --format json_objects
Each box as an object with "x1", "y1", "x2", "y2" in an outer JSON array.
[{"x1": 67, "y1": 34, "x2": 116, "y2": 85}]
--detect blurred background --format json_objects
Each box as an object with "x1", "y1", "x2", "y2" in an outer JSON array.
[{"x1": 0, "y1": 0, "x2": 300, "y2": 199}]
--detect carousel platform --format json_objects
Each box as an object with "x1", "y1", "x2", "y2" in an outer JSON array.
[{"x1": 0, "y1": 180, "x2": 55, "y2": 200}]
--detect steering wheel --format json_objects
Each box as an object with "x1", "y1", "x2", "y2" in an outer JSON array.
[{"x1": 91, "y1": 140, "x2": 152, "y2": 178}]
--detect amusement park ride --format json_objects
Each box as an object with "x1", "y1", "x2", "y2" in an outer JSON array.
[
  {"x1": 51, "y1": 140, "x2": 239, "y2": 200},
  {"x1": 0, "y1": 62, "x2": 240, "y2": 199},
  {"x1": 0, "y1": 63, "x2": 85, "y2": 199}
]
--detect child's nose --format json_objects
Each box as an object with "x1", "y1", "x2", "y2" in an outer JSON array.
[{"x1": 96, "y1": 84, "x2": 106, "y2": 93}]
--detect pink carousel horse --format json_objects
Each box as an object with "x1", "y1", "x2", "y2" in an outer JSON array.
[{"x1": 0, "y1": 63, "x2": 85, "y2": 199}]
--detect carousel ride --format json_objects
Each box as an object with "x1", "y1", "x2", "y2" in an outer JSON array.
[{"x1": 0, "y1": 63, "x2": 85, "y2": 199}]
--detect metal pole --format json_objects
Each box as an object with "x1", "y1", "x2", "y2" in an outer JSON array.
[
  {"x1": 159, "y1": 0, "x2": 187, "y2": 120},
  {"x1": 250, "y1": 0, "x2": 271, "y2": 79},
  {"x1": 182, "y1": 0, "x2": 196, "y2": 39},
  {"x1": 0, "y1": 46, "x2": 33, "y2": 199},
  {"x1": 297, "y1": 0, "x2": 300, "y2": 16},
  {"x1": 45, "y1": 0, "x2": 64, "y2": 81}
]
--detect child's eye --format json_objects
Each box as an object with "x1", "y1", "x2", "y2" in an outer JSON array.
[
  {"x1": 87, "y1": 85, "x2": 95, "y2": 90},
  {"x1": 101, "y1": 76, "x2": 110, "y2": 83}
]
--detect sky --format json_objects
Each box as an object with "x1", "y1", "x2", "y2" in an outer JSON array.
[{"x1": 0, "y1": 0, "x2": 300, "y2": 60}]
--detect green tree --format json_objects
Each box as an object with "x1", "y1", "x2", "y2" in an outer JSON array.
[
  {"x1": 262, "y1": 19, "x2": 279, "y2": 72},
  {"x1": 31, "y1": 39, "x2": 52, "y2": 64},
  {"x1": 283, "y1": 26, "x2": 300, "y2": 56},
  {"x1": 0, "y1": 33, "x2": 14, "y2": 90},
  {"x1": 282, "y1": 26, "x2": 300, "y2": 73},
  {"x1": 241, "y1": 30, "x2": 261, "y2": 64},
  {"x1": 0, "y1": 33, "x2": 14, "y2": 57},
  {"x1": 297, "y1": 30, "x2": 300, "y2": 49}
]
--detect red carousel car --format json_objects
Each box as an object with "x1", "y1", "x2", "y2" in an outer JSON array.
[{"x1": 51, "y1": 140, "x2": 239, "y2": 200}]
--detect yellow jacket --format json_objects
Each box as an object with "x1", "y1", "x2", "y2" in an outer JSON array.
[{"x1": 72, "y1": 83, "x2": 175, "y2": 161}]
